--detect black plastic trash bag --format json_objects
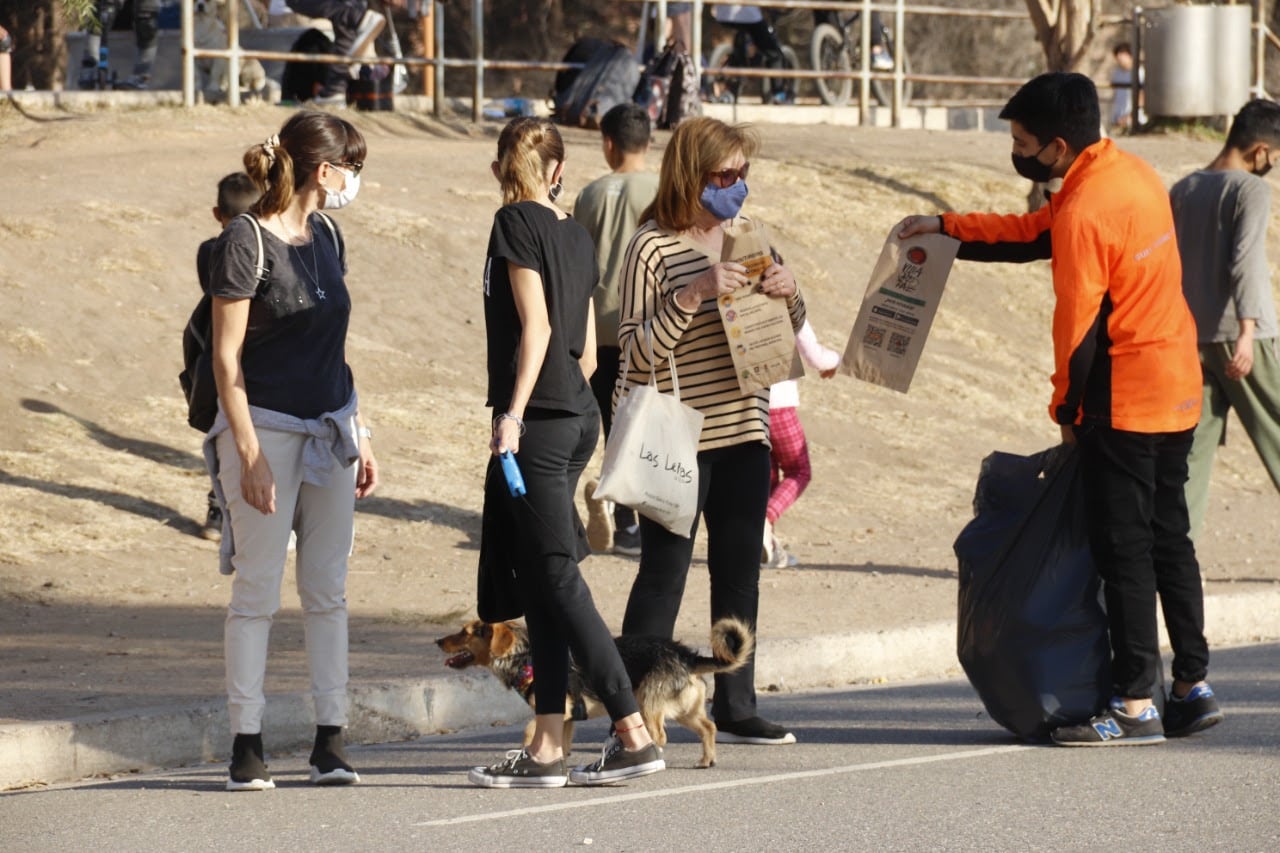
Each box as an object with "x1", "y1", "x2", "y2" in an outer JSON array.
[{"x1": 954, "y1": 444, "x2": 1111, "y2": 741}]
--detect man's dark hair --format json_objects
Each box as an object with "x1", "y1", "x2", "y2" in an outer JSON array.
[
  {"x1": 600, "y1": 102, "x2": 651, "y2": 153},
  {"x1": 1225, "y1": 98, "x2": 1280, "y2": 151},
  {"x1": 999, "y1": 72, "x2": 1102, "y2": 154},
  {"x1": 1112, "y1": 42, "x2": 1132, "y2": 58},
  {"x1": 216, "y1": 172, "x2": 260, "y2": 219}
]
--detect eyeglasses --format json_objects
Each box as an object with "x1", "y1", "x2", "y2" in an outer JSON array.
[
  {"x1": 707, "y1": 162, "x2": 750, "y2": 188},
  {"x1": 330, "y1": 161, "x2": 364, "y2": 176}
]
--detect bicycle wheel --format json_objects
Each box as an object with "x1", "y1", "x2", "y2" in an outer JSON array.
[
  {"x1": 811, "y1": 23, "x2": 851, "y2": 107},
  {"x1": 762, "y1": 45, "x2": 802, "y2": 104},
  {"x1": 707, "y1": 41, "x2": 739, "y2": 104},
  {"x1": 885, "y1": 32, "x2": 913, "y2": 106}
]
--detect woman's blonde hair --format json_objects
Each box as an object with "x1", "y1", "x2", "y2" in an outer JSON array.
[
  {"x1": 243, "y1": 111, "x2": 367, "y2": 217},
  {"x1": 643, "y1": 117, "x2": 760, "y2": 232},
  {"x1": 495, "y1": 117, "x2": 564, "y2": 205}
]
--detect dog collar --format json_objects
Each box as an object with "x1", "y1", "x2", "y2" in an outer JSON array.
[{"x1": 515, "y1": 663, "x2": 535, "y2": 700}]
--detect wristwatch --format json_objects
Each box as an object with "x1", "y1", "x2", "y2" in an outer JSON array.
[{"x1": 357, "y1": 426, "x2": 373, "y2": 440}]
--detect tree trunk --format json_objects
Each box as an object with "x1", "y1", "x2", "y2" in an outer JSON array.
[
  {"x1": 0, "y1": 0, "x2": 71, "y2": 90},
  {"x1": 1022, "y1": 0, "x2": 1100, "y2": 72}
]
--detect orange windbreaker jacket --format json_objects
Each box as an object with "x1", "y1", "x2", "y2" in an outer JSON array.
[{"x1": 942, "y1": 139, "x2": 1201, "y2": 434}]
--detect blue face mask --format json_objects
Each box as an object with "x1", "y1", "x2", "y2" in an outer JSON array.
[{"x1": 700, "y1": 180, "x2": 749, "y2": 221}]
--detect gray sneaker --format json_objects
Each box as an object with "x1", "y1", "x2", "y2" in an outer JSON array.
[
  {"x1": 468, "y1": 748, "x2": 568, "y2": 788},
  {"x1": 568, "y1": 735, "x2": 665, "y2": 786}
]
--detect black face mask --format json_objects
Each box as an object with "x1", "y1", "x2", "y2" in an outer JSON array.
[
  {"x1": 1011, "y1": 141, "x2": 1055, "y2": 183},
  {"x1": 1253, "y1": 153, "x2": 1273, "y2": 178}
]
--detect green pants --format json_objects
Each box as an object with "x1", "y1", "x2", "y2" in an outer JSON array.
[{"x1": 1186, "y1": 338, "x2": 1280, "y2": 539}]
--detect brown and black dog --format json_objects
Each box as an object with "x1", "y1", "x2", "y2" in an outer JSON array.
[{"x1": 435, "y1": 618, "x2": 753, "y2": 768}]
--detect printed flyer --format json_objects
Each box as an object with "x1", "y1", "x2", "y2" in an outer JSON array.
[
  {"x1": 841, "y1": 230, "x2": 960, "y2": 393},
  {"x1": 719, "y1": 220, "x2": 801, "y2": 394}
]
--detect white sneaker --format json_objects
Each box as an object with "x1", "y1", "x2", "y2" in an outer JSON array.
[{"x1": 348, "y1": 10, "x2": 386, "y2": 60}]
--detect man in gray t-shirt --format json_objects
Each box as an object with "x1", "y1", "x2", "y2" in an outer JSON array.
[
  {"x1": 574, "y1": 103, "x2": 659, "y2": 558},
  {"x1": 1169, "y1": 98, "x2": 1280, "y2": 539}
]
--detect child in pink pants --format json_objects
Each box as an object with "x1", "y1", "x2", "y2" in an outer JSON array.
[{"x1": 765, "y1": 320, "x2": 840, "y2": 567}]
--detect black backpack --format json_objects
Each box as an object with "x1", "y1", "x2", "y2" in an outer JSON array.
[
  {"x1": 179, "y1": 213, "x2": 339, "y2": 432},
  {"x1": 635, "y1": 39, "x2": 702, "y2": 130},
  {"x1": 552, "y1": 40, "x2": 640, "y2": 129}
]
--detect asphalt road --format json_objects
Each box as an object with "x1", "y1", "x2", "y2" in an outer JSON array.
[{"x1": 3, "y1": 643, "x2": 1276, "y2": 852}]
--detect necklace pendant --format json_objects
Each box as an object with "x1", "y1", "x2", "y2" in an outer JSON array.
[{"x1": 315, "y1": 287, "x2": 326, "y2": 301}]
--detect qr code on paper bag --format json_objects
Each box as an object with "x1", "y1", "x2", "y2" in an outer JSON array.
[
  {"x1": 863, "y1": 325, "x2": 886, "y2": 348},
  {"x1": 888, "y1": 332, "x2": 910, "y2": 355}
]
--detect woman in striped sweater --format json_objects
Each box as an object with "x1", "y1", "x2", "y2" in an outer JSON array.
[{"x1": 617, "y1": 117, "x2": 806, "y2": 745}]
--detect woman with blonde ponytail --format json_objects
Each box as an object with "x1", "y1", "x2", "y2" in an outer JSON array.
[
  {"x1": 471, "y1": 117, "x2": 665, "y2": 788},
  {"x1": 206, "y1": 110, "x2": 378, "y2": 792}
]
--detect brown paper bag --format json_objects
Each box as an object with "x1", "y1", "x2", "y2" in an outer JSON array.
[
  {"x1": 840, "y1": 230, "x2": 959, "y2": 393},
  {"x1": 719, "y1": 220, "x2": 801, "y2": 394}
]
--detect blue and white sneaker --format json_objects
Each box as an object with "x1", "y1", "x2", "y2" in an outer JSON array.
[
  {"x1": 1050, "y1": 697, "x2": 1167, "y2": 747},
  {"x1": 1163, "y1": 683, "x2": 1224, "y2": 738}
]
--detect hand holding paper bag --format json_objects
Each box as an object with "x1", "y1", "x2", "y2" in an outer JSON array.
[{"x1": 840, "y1": 228, "x2": 960, "y2": 393}]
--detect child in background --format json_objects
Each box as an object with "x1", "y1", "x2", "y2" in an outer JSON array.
[
  {"x1": 197, "y1": 172, "x2": 262, "y2": 540},
  {"x1": 764, "y1": 319, "x2": 839, "y2": 568},
  {"x1": 575, "y1": 103, "x2": 659, "y2": 557}
]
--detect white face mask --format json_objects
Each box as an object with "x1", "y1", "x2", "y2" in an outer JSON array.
[{"x1": 323, "y1": 165, "x2": 360, "y2": 210}]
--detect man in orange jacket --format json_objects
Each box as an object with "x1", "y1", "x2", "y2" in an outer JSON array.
[{"x1": 900, "y1": 72, "x2": 1223, "y2": 745}]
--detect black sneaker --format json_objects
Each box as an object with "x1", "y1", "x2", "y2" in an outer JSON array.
[
  {"x1": 1163, "y1": 683, "x2": 1224, "y2": 738},
  {"x1": 568, "y1": 735, "x2": 665, "y2": 786},
  {"x1": 202, "y1": 497, "x2": 223, "y2": 542},
  {"x1": 714, "y1": 716, "x2": 797, "y2": 745},
  {"x1": 309, "y1": 725, "x2": 360, "y2": 785},
  {"x1": 468, "y1": 748, "x2": 568, "y2": 788},
  {"x1": 1050, "y1": 698, "x2": 1166, "y2": 747},
  {"x1": 612, "y1": 524, "x2": 642, "y2": 557},
  {"x1": 226, "y1": 733, "x2": 274, "y2": 791}
]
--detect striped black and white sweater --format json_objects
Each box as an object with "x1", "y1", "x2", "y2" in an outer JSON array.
[{"x1": 614, "y1": 220, "x2": 806, "y2": 452}]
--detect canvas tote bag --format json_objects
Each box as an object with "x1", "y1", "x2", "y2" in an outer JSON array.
[{"x1": 594, "y1": 330, "x2": 703, "y2": 536}]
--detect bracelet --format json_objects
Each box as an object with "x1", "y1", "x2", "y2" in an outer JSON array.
[
  {"x1": 936, "y1": 214, "x2": 945, "y2": 234},
  {"x1": 614, "y1": 722, "x2": 645, "y2": 734},
  {"x1": 494, "y1": 412, "x2": 526, "y2": 436}
]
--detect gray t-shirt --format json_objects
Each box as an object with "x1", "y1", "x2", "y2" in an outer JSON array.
[
  {"x1": 1169, "y1": 169, "x2": 1278, "y2": 343},
  {"x1": 573, "y1": 170, "x2": 659, "y2": 347}
]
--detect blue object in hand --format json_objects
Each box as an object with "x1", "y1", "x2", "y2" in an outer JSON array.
[{"x1": 499, "y1": 451, "x2": 526, "y2": 497}]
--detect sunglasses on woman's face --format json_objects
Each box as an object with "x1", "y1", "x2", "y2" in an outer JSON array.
[
  {"x1": 330, "y1": 161, "x2": 364, "y2": 176},
  {"x1": 707, "y1": 162, "x2": 749, "y2": 188}
]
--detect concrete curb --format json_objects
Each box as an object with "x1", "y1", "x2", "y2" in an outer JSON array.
[
  {"x1": 3, "y1": 90, "x2": 1004, "y2": 133},
  {"x1": 2, "y1": 587, "x2": 1276, "y2": 790}
]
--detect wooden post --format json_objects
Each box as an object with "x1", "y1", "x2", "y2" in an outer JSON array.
[{"x1": 421, "y1": 0, "x2": 434, "y2": 98}]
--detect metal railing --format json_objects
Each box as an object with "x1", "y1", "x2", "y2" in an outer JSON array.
[{"x1": 178, "y1": 0, "x2": 1279, "y2": 128}]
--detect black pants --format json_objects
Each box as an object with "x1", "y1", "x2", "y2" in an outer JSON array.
[
  {"x1": 1076, "y1": 425, "x2": 1209, "y2": 699},
  {"x1": 288, "y1": 0, "x2": 369, "y2": 94},
  {"x1": 88, "y1": 0, "x2": 160, "y2": 77},
  {"x1": 590, "y1": 345, "x2": 635, "y2": 529},
  {"x1": 622, "y1": 441, "x2": 770, "y2": 723},
  {"x1": 508, "y1": 409, "x2": 638, "y2": 721}
]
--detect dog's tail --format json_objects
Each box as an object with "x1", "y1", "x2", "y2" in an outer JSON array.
[{"x1": 690, "y1": 617, "x2": 755, "y2": 676}]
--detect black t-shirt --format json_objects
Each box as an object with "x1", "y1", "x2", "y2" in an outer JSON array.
[
  {"x1": 484, "y1": 201, "x2": 598, "y2": 414},
  {"x1": 209, "y1": 214, "x2": 354, "y2": 419}
]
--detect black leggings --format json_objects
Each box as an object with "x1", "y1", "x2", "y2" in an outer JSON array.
[
  {"x1": 622, "y1": 441, "x2": 771, "y2": 723},
  {"x1": 508, "y1": 409, "x2": 639, "y2": 721}
]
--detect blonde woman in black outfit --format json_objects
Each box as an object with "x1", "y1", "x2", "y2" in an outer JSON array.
[{"x1": 469, "y1": 117, "x2": 664, "y2": 788}]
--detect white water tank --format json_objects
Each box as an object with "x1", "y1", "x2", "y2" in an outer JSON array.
[{"x1": 1143, "y1": 5, "x2": 1251, "y2": 117}]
